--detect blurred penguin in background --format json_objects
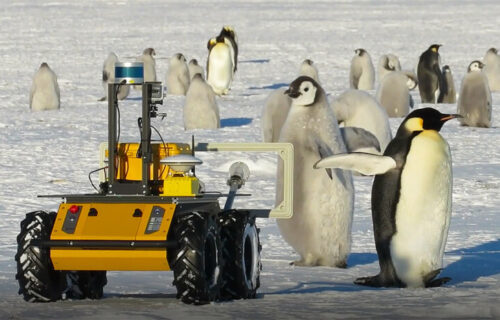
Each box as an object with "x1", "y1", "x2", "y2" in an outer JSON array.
[
  {"x1": 483, "y1": 47, "x2": 500, "y2": 91},
  {"x1": 350, "y1": 48, "x2": 375, "y2": 90},
  {"x1": 441, "y1": 65, "x2": 456, "y2": 103},
  {"x1": 376, "y1": 70, "x2": 418, "y2": 118},
  {"x1": 30, "y1": 62, "x2": 60, "y2": 111},
  {"x1": 377, "y1": 53, "x2": 401, "y2": 82},
  {"x1": 207, "y1": 35, "x2": 234, "y2": 95},
  {"x1": 135, "y1": 47, "x2": 156, "y2": 90},
  {"x1": 100, "y1": 52, "x2": 129, "y2": 101},
  {"x1": 417, "y1": 44, "x2": 447, "y2": 103},
  {"x1": 457, "y1": 60, "x2": 492, "y2": 128},
  {"x1": 166, "y1": 53, "x2": 190, "y2": 95},
  {"x1": 218, "y1": 26, "x2": 238, "y2": 74},
  {"x1": 188, "y1": 59, "x2": 205, "y2": 80},
  {"x1": 184, "y1": 74, "x2": 220, "y2": 130},
  {"x1": 299, "y1": 59, "x2": 320, "y2": 83}
]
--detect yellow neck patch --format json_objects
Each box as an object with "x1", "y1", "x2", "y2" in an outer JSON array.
[
  {"x1": 431, "y1": 47, "x2": 438, "y2": 53},
  {"x1": 405, "y1": 117, "x2": 424, "y2": 132}
]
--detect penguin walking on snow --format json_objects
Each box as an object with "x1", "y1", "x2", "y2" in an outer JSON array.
[
  {"x1": 315, "y1": 107, "x2": 461, "y2": 288},
  {"x1": 183, "y1": 73, "x2": 220, "y2": 130},
  {"x1": 457, "y1": 60, "x2": 492, "y2": 128},
  {"x1": 100, "y1": 52, "x2": 129, "y2": 101},
  {"x1": 276, "y1": 76, "x2": 354, "y2": 268},
  {"x1": 441, "y1": 65, "x2": 456, "y2": 103},
  {"x1": 207, "y1": 35, "x2": 234, "y2": 95},
  {"x1": 483, "y1": 47, "x2": 500, "y2": 91},
  {"x1": 417, "y1": 44, "x2": 447, "y2": 103},
  {"x1": 350, "y1": 48, "x2": 375, "y2": 90},
  {"x1": 377, "y1": 53, "x2": 401, "y2": 82},
  {"x1": 135, "y1": 48, "x2": 157, "y2": 90},
  {"x1": 166, "y1": 53, "x2": 190, "y2": 95},
  {"x1": 30, "y1": 62, "x2": 60, "y2": 111}
]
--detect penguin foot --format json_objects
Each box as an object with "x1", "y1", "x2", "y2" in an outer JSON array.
[
  {"x1": 98, "y1": 96, "x2": 106, "y2": 101},
  {"x1": 423, "y1": 269, "x2": 451, "y2": 287},
  {"x1": 290, "y1": 259, "x2": 312, "y2": 267},
  {"x1": 354, "y1": 275, "x2": 383, "y2": 287}
]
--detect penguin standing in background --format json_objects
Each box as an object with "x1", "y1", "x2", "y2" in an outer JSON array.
[
  {"x1": 30, "y1": 62, "x2": 60, "y2": 111},
  {"x1": 315, "y1": 108, "x2": 461, "y2": 288},
  {"x1": 377, "y1": 54, "x2": 401, "y2": 82},
  {"x1": 276, "y1": 76, "x2": 354, "y2": 268},
  {"x1": 166, "y1": 53, "x2": 190, "y2": 95},
  {"x1": 350, "y1": 48, "x2": 375, "y2": 90},
  {"x1": 207, "y1": 35, "x2": 234, "y2": 95},
  {"x1": 218, "y1": 26, "x2": 238, "y2": 74},
  {"x1": 135, "y1": 48, "x2": 157, "y2": 90},
  {"x1": 417, "y1": 44, "x2": 447, "y2": 103},
  {"x1": 441, "y1": 65, "x2": 456, "y2": 103},
  {"x1": 299, "y1": 59, "x2": 320, "y2": 83},
  {"x1": 100, "y1": 52, "x2": 129, "y2": 101},
  {"x1": 376, "y1": 70, "x2": 418, "y2": 117},
  {"x1": 188, "y1": 59, "x2": 205, "y2": 80},
  {"x1": 183, "y1": 73, "x2": 220, "y2": 130},
  {"x1": 483, "y1": 47, "x2": 500, "y2": 91},
  {"x1": 457, "y1": 60, "x2": 492, "y2": 128},
  {"x1": 331, "y1": 89, "x2": 392, "y2": 153}
]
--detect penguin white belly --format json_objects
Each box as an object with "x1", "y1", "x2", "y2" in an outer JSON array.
[
  {"x1": 207, "y1": 45, "x2": 233, "y2": 95},
  {"x1": 32, "y1": 77, "x2": 59, "y2": 111},
  {"x1": 390, "y1": 130, "x2": 452, "y2": 287}
]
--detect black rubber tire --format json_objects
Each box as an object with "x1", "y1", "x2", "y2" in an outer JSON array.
[
  {"x1": 15, "y1": 211, "x2": 65, "y2": 302},
  {"x1": 219, "y1": 210, "x2": 261, "y2": 299},
  {"x1": 168, "y1": 212, "x2": 222, "y2": 305},
  {"x1": 66, "y1": 271, "x2": 107, "y2": 299}
]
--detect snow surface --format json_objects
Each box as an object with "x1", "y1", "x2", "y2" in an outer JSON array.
[{"x1": 1, "y1": 0, "x2": 499, "y2": 319}]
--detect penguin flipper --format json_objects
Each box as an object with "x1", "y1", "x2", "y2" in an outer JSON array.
[
  {"x1": 340, "y1": 127, "x2": 381, "y2": 153},
  {"x1": 314, "y1": 153, "x2": 396, "y2": 176},
  {"x1": 434, "y1": 64, "x2": 447, "y2": 103},
  {"x1": 316, "y1": 142, "x2": 334, "y2": 180}
]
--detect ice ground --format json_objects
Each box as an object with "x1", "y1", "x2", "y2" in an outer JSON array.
[{"x1": 1, "y1": 0, "x2": 499, "y2": 319}]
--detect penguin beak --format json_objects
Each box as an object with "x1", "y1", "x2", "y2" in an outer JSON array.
[
  {"x1": 440, "y1": 114, "x2": 462, "y2": 122},
  {"x1": 284, "y1": 88, "x2": 301, "y2": 98}
]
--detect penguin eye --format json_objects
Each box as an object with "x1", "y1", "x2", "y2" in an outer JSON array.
[{"x1": 304, "y1": 87, "x2": 309, "y2": 92}]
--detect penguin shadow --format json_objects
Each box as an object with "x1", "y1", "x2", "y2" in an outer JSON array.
[
  {"x1": 221, "y1": 118, "x2": 252, "y2": 127},
  {"x1": 240, "y1": 59, "x2": 270, "y2": 64},
  {"x1": 104, "y1": 292, "x2": 177, "y2": 300},
  {"x1": 248, "y1": 83, "x2": 289, "y2": 90},
  {"x1": 347, "y1": 252, "x2": 378, "y2": 267},
  {"x1": 265, "y1": 281, "x2": 362, "y2": 295},
  {"x1": 441, "y1": 239, "x2": 500, "y2": 285}
]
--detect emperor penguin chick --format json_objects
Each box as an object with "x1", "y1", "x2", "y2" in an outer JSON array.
[
  {"x1": 457, "y1": 60, "x2": 492, "y2": 128},
  {"x1": 207, "y1": 35, "x2": 234, "y2": 95},
  {"x1": 441, "y1": 65, "x2": 456, "y2": 103},
  {"x1": 350, "y1": 48, "x2": 375, "y2": 90},
  {"x1": 100, "y1": 52, "x2": 129, "y2": 101},
  {"x1": 331, "y1": 89, "x2": 392, "y2": 153},
  {"x1": 299, "y1": 59, "x2": 320, "y2": 83},
  {"x1": 188, "y1": 59, "x2": 205, "y2": 80},
  {"x1": 376, "y1": 70, "x2": 418, "y2": 118},
  {"x1": 166, "y1": 53, "x2": 190, "y2": 95},
  {"x1": 135, "y1": 48, "x2": 157, "y2": 90},
  {"x1": 483, "y1": 47, "x2": 500, "y2": 91},
  {"x1": 276, "y1": 76, "x2": 354, "y2": 268},
  {"x1": 377, "y1": 54, "x2": 401, "y2": 82},
  {"x1": 183, "y1": 74, "x2": 220, "y2": 130},
  {"x1": 30, "y1": 62, "x2": 60, "y2": 111}
]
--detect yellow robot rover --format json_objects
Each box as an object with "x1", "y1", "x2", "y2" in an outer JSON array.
[{"x1": 15, "y1": 62, "x2": 293, "y2": 304}]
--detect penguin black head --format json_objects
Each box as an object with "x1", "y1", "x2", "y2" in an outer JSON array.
[
  {"x1": 354, "y1": 48, "x2": 367, "y2": 56},
  {"x1": 284, "y1": 76, "x2": 320, "y2": 106},
  {"x1": 468, "y1": 60, "x2": 484, "y2": 72},
  {"x1": 190, "y1": 59, "x2": 199, "y2": 66},
  {"x1": 383, "y1": 56, "x2": 395, "y2": 71},
  {"x1": 207, "y1": 38, "x2": 217, "y2": 50},
  {"x1": 397, "y1": 107, "x2": 461, "y2": 136},
  {"x1": 429, "y1": 44, "x2": 442, "y2": 53},
  {"x1": 174, "y1": 53, "x2": 186, "y2": 62},
  {"x1": 40, "y1": 62, "x2": 49, "y2": 68},
  {"x1": 143, "y1": 48, "x2": 156, "y2": 56},
  {"x1": 487, "y1": 47, "x2": 498, "y2": 55},
  {"x1": 442, "y1": 65, "x2": 451, "y2": 73},
  {"x1": 219, "y1": 26, "x2": 237, "y2": 42},
  {"x1": 303, "y1": 59, "x2": 313, "y2": 66}
]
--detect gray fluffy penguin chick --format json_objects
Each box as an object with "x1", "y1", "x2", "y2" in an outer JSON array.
[
  {"x1": 134, "y1": 48, "x2": 156, "y2": 90},
  {"x1": 188, "y1": 59, "x2": 205, "y2": 80},
  {"x1": 377, "y1": 54, "x2": 402, "y2": 82},
  {"x1": 166, "y1": 53, "x2": 190, "y2": 95},
  {"x1": 100, "y1": 52, "x2": 129, "y2": 101},
  {"x1": 483, "y1": 47, "x2": 500, "y2": 91},
  {"x1": 457, "y1": 60, "x2": 492, "y2": 128},
  {"x1": 350, "y1": 48, "x2": 375, "y2": 90},
  {"x1": 30, "y1": 62, "x2": 60, "y2": 111},
  {"x1": 183, "y1": 74, "x2": 220, "y2": 130},
  {"x1": 331, "y1": 89, "x2": 392, "y2": 153},
  {"x1": 441, "y1": 65, "x2": 456, "y2": 103},
  {"x1": 299, "y1": 59, "x2": 320, "y2": 83},
  {"x1": 376, "y1": 70, "x2": 418, "y2": 118},
  {"x1": 276, "y1": 76, "x2": 354, "y2": 268}
]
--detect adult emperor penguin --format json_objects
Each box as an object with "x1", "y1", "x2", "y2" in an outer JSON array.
[
  {"x1": 100, "y1": 52, "x2": 129, "y2": 101},
  {"x1": 457, "y1": 60, "x2": 492, "y2": 128},
  {"x1": 376, "y1": 70, "x2": 418, "y2": 117},
  {"x1": 350, "y1": 48, "x2": 375, "y2": 90},
  {"x1": 135, "y1": 48, "x2": 157, "y2": 90},
  {"x1": 417, "y1": 44, "x2": 447, "y2": 103},
  {"x1": 299, "y1": 59, "x2": 320, "y2": 83},
  {"x1": 183, "y1": 73, "x2": 220, "y2": 130},
  {"x1": 441, "y1": 65, "x2": 456, "y2": 103},
  {"x1": 331, "y1": 89, "x2": 392, "y2": 152},
  {"x1": 207, "y1": 35, "x2": 234, "y2": 95},
  {"x1": 377, "y1": 54, "x2": 401, "y2": 82},
  {"x1": 166, "y1": 53, "x2": 190, "y2": 95},
  {"x1": 188, "y1": 59, "x2": 205, "y2": 80},
  {"x1": 30, "y1": 62, "x2": 60, "y2": 111},
  {"x1": 315, "y1": 107, "x2": 461, "y2": 288},
  {"x1": 483, "y1": 47, "x2": 500, "y2": 91},
  {"x1": 218, "y1": 26, "x2": 238, "y2": 74},
  {"x1": 276, "y1": 76, "x2": 354, "y2": 268}
]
